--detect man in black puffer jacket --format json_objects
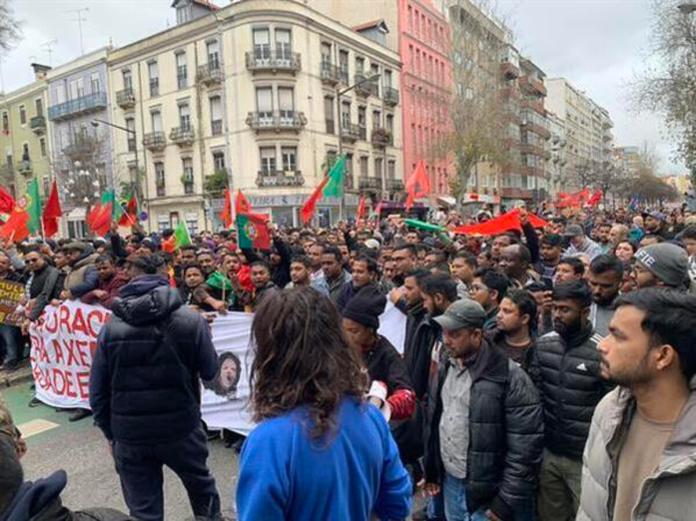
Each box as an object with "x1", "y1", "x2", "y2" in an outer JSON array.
[
  {"x1": 424, "y1": 299, "x2": 544, "y2": 521},
  {"x1": 528, "y1": 280, "x2": 612, "y2": 521},
  {"x1": 90, "y1": 254, "x2": 222, "y2": 521}
]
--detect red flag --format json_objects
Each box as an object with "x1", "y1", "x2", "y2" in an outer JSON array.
[
  {"x1": 0, "y1": 186, "x2": 15, "y2": 214},
  {"x1": 162, "y1": 235, "x2": 176, "y2": 253},
  {"x1": 118, "y1": 194, "x2": 138, "y2": 226},
  {"x1": 587, "y1": 190, "x2": 603, "y2": 207},
  {"x1": 300, "y1": 177, "x2": 329, "y2": 224},
  {"x1": 87, "y1": 202, "x2": 112, "y2": 236},
  {"x1": 356, "y1": 195, "x2": 366, "y2": 221},
  {"x1": 578, "y1": 188, "x2": 591, "y2": 203},
  {"x1": 0, "y1": 208, "x2": 29, "y2": 243},
  {"x1": 510, "y1": 208, "x2": 549, "y2": 229},
  {"x1": 42, "y1": 180, "x2": 62, "y2": 237},
  {"x1": 405, "y1": 160, "x2": 431, "y2": 211},
  {"x1": 235, "y1": 190, "x2": 252, "y2": 215},
  {"x1": 453, "y1": 211, "x2": 522, "y2": 236},
  {"x1": 220, "y1": 189, "x2": 233, "y2": 228}
]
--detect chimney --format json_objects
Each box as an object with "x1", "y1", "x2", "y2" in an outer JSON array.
[{"x1": 30, "y1": 63, "x2": 52, "y2": 81}]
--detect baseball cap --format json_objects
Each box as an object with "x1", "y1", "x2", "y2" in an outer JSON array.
[
  {"x1": 563, "y1": 224, "x2": 584, "y2": 238},
  {"x1": 433, "y1": 299, "x2": 486, "y2": 331},
  {"x1": 541, "y1": 233, "x2": 563, "y2": 247},
  {"x1": 64, "y1": 241, "x2": 86, "y2": 252},
  {"x1": 634, "y1": 243, "x2": 689, "y2": 288}
]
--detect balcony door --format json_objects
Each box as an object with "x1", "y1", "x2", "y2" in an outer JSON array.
[
  {"x1": 275, "y1": 29, "x2": 291, "y2": 60},
  {"x1": 256, "y1": 87, "x2": 273, "y2": 123},
  {"x1": 253, "y1": 28, "x2": 270, "y2": 61},
  {"x1": 278, "y1": 88, "x2": 294, "y2": 120}
]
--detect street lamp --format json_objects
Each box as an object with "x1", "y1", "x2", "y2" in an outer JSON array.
[
  {"x1": 91, "y1": 118, "x2": 140, "y2": 202},
  {"x1": 336, "y1": 73, "x2": 380, "y2": 221},
  {"x1": 678, "y1": 3, "x2": 696, "y2": 14}
]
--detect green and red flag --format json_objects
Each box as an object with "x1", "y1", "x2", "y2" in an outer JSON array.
[
  {"x1": 0, "y1": 207, "x2": 29, "y2": 243},
  {"x1": 235, "y1": 189, "x2": 251, "y2": 215},
  {"x1": 300, "y1": 176, "x2": 329, "y2": 224},
  {"x1": 322, "y1": 155, "x2": 346, "y2": 198},
  {"x1": 173, "y1": 220, "x2": 192, "y2": 248},
  {"x1": 42, "y1": 180, "x2": 62, "y2": 238},
  {"x1": 118, "y1": 193, "x2": 138, "y2": 226},
  {"x1": 236, "y1": 212, "x2": 271, "y2": 250},
  {"x1": 86, "y1": 190, "x2": 115, "y2": 236},
  {"x1": 25, "y1": 178, "x2": 42, "y2": 234}
]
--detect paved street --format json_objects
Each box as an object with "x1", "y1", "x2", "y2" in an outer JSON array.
[{"x1": 3, "y1": 381, "x2": 240, "y2": 520}]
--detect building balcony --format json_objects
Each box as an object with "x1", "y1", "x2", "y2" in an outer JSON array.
[
  {"x1": 521, "y1": 165, "x2": 546, "y2": 178},
  {"x1": 256, "y1": 170, "x2": 305, "y2": 187},
  {"x1": 519, "y1": 76, "x2": 547, "y2": 97},
  {"x1": 501, "y1": 187, "x2": 533, "y2": 200},
  {"x1": 500, "y1": 61, "x2": 520, "y2": 80},
  {"x1": 169, "y1": 126, "x2": 195, "y2": 147},
  {"x1": 63, "y1": 141, "x2": 93, "y2": 160},
  {"x1": 521, "y1": 98, "x2": 545, "y2": 116},
  {"x1": 246, "y1": 111, "x2": 307, "y2": 133},
  {"x1": 143, "y1": 131, "x2": 166, "y2": 152},
  {"x1": 197, "y1": 62, "x2": 223, "y2": 86},
  {"x1": 371, "y1": 128, "x2": 393, "y2": 148},
  {"x1": 500, "y1": 86, "x2": 520, "y2": 100},
  {"x1": 340, "y1": 123, "x2": 361, "y2": 143},
  {"x1": 523, "y1": 120, "x2": 551, "y2": 140},
  {"x1": 17, "y1": 160, "x2": 32, "y2": 176},
  {"x1": 386, "y1": 178, "x2": 404, "y2": 192},
  {"x1": 320, "y1": 62, "x2": 341, "y2": 86},
  {"x1": 48, "y1": 91, "x2": 107, "y2": 121},
  {"x1": 354, "y1": 74, "x2": 379, "y2": 98},
  {"x1": 383, "y1": 87, "x2": 399, "y2": 107},
  {"x1": 603, "y1": 133, "x2": 612, "y2": 142},
  {"x1": 116, "y1": 88, "x2": 136, "y2": 110},
  {"x1": 519, "y1": 143, "x2": 549, "y2": 159},
  {"x1": 245, "y1": 48, "x2": 301, "y2": 75},
  {"x1": 359, "y1": 176, "x2": 383, "y2": 191},
  {"x1": 30, "y1": 115, "x2": 46, "y2": 135}
]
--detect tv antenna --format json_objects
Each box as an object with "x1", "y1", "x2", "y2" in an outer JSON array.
[
  {"x1": 66, "y1": 8, "x2": 89, "y2": 55},
  {"x1": 41, "y1": 39, "x2": 58, "y2": 65}
]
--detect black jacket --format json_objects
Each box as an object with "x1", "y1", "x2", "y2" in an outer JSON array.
[
  {"x1": 404, "y1": 302, "x2": 427, "y2": 361},
  {"x1": 404, "y1": 313, "x2": 440, "y2": 401},
  {"x1": 27, "y1": 264, "x2": 63, "y2": 321},
  {"x1": 363, "y1": 335, "x2": 413, "y2": 395},
  {"x1": 271, "y1": 238, "x2": 291, "y2": 289},
  {"x1": 425, "y1": 340, "x2": 544, "y2": 520},
  {"x1": 89, "y1": 275, "x2": 218, "y2": 444},
  {"x1": 528, "y1": 323, "x2": 612, "y2": 460}
]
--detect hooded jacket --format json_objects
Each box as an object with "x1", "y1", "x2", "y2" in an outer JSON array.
[
  {"x1": 89, "y1": 275, "x2": 218, "y2": 444},
  {"x1": 577, "y1": 379, "x2": 696, "y2": 521}
]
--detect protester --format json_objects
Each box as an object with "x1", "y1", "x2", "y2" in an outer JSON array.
[
  {"x1": 286, "y1": 254, "x2": 312, "y2": 288},
  {"x1": 236, "y1": 287, "x2": 411, "y2": 520},
  {"x1": 392, "y1": 244, "x2": 417, "y2": 286},
  {"x1": 0, "y1": 252, "x2": 25, "y2": 371},
  {"x1": 245, "y1": 261, "x2": 278, "y2": 310},
  {"x1": 632, "y1": 243, "x2": 690, "y2": 291},
  {"x1": 337, "y1": 254, "x2": 380, "y2": 310},
  {"x1": 424, "y1": 299, "x2": 544, "y2": 521},
  {"x1": 553, "y1": 256, "x2": 585, "y2": 285},
  {"x1": 81, "y1": 254, "x2": 129, "y2": 309},
  {"x1": 22, "y1": 246, "x2": 63, "y2": 332},
  {"x1": 312, "y1": 245, "x2": 351, "y2": 301},
  {"x1": 563, "y1": 224, "x2": 603, "y2": 261},
  {"x1": 535, "y1": 233, "x2": 563, "y2": 287},
  {"x1": 587, "y1": 254, "x2": 623, "y2": 338},
  {"x1": 489, "y1": 288, "x2": 537, "y2": 369},
  {"x1": 90, "y1": 254, "x2": 223, "y2": 521},
  {"x1": 61, "y1": 242, "x2": 99, "y2": 301},
  {"x1": 499, "y1": 244, "x2": 539, "y2": 288},
  {"x1": 578, "y1": 289, "x2": 696, "y2": 521},
  {"x1": 470, "y1": 268, "x2": 510, "y2": 331},
  {"x1": 180, "y1": 263, "x2": 226, "y2": 313},
  {"x1": 529, "y1": 280, "x2": 611, "y2": 521}
]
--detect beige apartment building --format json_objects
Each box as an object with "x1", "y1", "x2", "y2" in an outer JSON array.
[
  {"x1": 545, "y1": 77, "x2": 613, "y2": 186},
  {"x1": 107, "y1": 0, "x2": 403, "y2": 232}
]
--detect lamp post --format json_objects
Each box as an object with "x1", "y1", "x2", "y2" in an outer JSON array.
[
  {"x1": 336, "y1": 73, "x2": 380, "y2": 222},
  {"x1": 91, "y1": 118, "x2": 140, "y2": 202}
]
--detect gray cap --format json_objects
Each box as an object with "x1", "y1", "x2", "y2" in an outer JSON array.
[
  {"x1": 433, "y1": 299, "x2": 486, "y2": 331},
  {"x1": 364, "y1": 238, "x2": 380, "y2": 250},
  {"x1": 64, "y1": 241, "x2": 86, "y2": 252},
  {"x1": 563, "y1": 224, "x2": 584, "y2": 237},
  {"x1": 634, "y1": 243, "x2": 689, "y2": 288}
]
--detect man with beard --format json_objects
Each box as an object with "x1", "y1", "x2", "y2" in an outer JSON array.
[
  {"x1": 489, "y1": 289, "x2": 537, "y2": 370},
  {"x1": 337, "y1": 255, "x2": 380, "y2": 311},
  {"x1": 577, "y1": 290, "x2": 696, "y2": 521},
  {"x1": 391, "y1": 244, "x2": 417, "y2": 287},
  {"x1": 587, "y1": 255, "x2": 623, "y2": 339},
  {"x1": 81, "y1": 255, "x2": 130, "y2": 309},
  {"x1": 285, "y1": 255, "x2": 312, "y2": 288},
  {"x1": 553, "y1": 257, "x2": 585, "y2": 285},
  {"x1": 499, "y1": 244, "x2": 539, "y2": 289},
  {"x1": 196, "y1": 250, "x2": 216, "y2": 278},
  {"x1": 535, "y1": 234, "x2": 563, "y2": 287},
  {"x1": 632, "y1": 243, "x2": 690, "y2": 291},
  {"x1": 594, "y1": 223, "x2": 613, "y2": 254},
  {"x1": 307, "y1": 242, "x2": 325, "y2": 281},
  {"x1": 312, "y1": 245, "x2": 352, "y2": 302},
  {"x1": 529, "y1": 280, "x2": 611, "y2": 521},
  {"x1": 403, "y1": 268, "x2": 430, "y2": 358},
  {"x1": 644, "y1": 210, "x2": 673, "y2": 240},
  {"x1": 490, "y1": 234, "x2": 513, "y2": 267}
]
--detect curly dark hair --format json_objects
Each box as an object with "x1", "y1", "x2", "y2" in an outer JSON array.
[{"x1": 250, "y1": 287, "x2": 366, "y2": 439}]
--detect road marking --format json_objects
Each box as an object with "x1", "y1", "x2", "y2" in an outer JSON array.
[{"x1": 16, "y1": 419, "x2": 60, "y2": 438}]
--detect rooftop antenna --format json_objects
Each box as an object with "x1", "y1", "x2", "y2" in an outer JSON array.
[
  {"x1": 41, "y1": 39, "x2": 58, "y2": 65},
  {"x1": 66, "y1": 8, "x2": 89, "y2": 55}
]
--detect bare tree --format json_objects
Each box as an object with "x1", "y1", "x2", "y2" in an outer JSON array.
[
  {"x1": 0, "y1": 0, "x2": 22, "y2": 55},
  {"x1": 434, "y1": 0, "x2": 510, "y2": 205},
  {"x1": 630, "y1": 0, "x2": 696, "y2": 185}
]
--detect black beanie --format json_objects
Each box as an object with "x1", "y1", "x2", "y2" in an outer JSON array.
[{"x1": 342, "y1": 286, "x2": 386, "y2": 330}]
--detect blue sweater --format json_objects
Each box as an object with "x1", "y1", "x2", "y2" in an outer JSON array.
[{"x1": 236, "y1": 398, "x2": 412, "y2": 521}]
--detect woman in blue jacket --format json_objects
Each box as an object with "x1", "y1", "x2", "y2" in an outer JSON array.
[{"x1": 236, "y1": 287, "x2": 412, "y2": 521}]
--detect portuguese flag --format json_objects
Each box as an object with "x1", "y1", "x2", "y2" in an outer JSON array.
[
  {"x1": 26, "y1": 178, "x2": 42, "y2": 234},
  {"x1": 236, "y1": 212, "x2": 270, "y2": 250}
]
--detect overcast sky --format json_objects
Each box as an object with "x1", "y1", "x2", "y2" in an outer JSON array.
[{"x1": 0, "y1": 0, "x2": 683, "y2": 175}]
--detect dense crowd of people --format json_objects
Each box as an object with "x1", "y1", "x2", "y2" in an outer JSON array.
[{"x1": 1, "y1": 202, "x2": 696, "y2": 521}]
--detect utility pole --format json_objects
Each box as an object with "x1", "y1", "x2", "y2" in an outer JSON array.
[
  {"x1": 41, "y1": 39, "x2": 58, "y2": 66},
  {"x1": 67, "y1": 8, "x2": 89, "y2": 56}
]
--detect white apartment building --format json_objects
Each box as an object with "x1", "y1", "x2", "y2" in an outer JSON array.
[{"x1": 107, "y1": 0, "x2": 403, "y2": 232}]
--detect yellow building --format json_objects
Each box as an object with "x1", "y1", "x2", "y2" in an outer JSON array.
[{"x1": 107, "y1": 0, "x2": 403, "y2": 232}]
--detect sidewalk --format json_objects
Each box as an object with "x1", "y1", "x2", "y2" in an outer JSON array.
[{"x1": 0, "y1": 360, "x2": 33, "y2": 388}]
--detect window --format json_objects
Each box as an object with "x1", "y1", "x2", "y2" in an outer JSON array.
[
  {"x1": 155, "y1": 162, "x2": 165, "y2": 197},
  {"x1": 148, "y1": 61, "x2": 159, "y2": 96},
  {"x1": 256, "y1": 87, "x2": 273, "y2": 117},
  {"x1": 372, "y1": 110, "x2": 382, "y2": 129},
  {"x1": 35, "y1": 99, "x2": 43, "y2": 117},
  {"x1": 278, "y1": 87, "x2": 294, "y2": 118},
  {"x1": 321, "y1": 42, "x2": 332, "y2": 64},
  {"x1": 253, "y1": 28, "x2": 270, "y2": 59},
  {"x1": 341, "y1": 101, "x2": 351, "y2": 128},
  {"x1": 326, "y1": 150, "x2": 337, "y2": 169},
  {"x1": 206, "y1": 40, "x2": 220, "y2": 68},
  {"x1": 176, "y1": 52, "x2": 187, "y2": 89},
  {"x1": 122, "y1": 70, "x2": 132, "y2": 91},
  {"x1": 42, "y1": 176, "x2": 50, "y2": 196},
  {"x1": 339, "y1": 50, "x2": 349, "y2": 81},
  {"x1": 281, "y1": 146, "x2": 297, "y2": 172},
  {"x1": 355, "y1": 56, "x2": 365, "y2": 74},
  {"x1": 388, "y1": 160, "x2": 396, "y2": 179},
  {"x1": 275, "y1": 28, "x2": 291, "y2": 57},
  {"x1": 126, "y1": 118, "x2": 136, "y2": 152},
  {"x1": 176, "y1": 4, "x2": 191, "y2": 24},
  {"x1": 260, "y1": 147, "x2": 276, "y2": 174},
  {"x1": 384, "y1": 69, "x2": 393, "y2": 88},
  {"x1": 186, "y1": 215, "x2": 199, "y2": 235},
  {"x1": 55, "y1": 84, "x2": 66, "y2": 104},
  {"x1": 178, "y1": 103, "x2": 191, "y2": 130},
  {"x1": 40, "y1": 138, "x2": 46, "y2": 157},
  {"x1": 21, "y1": 143, "x2": 29, "y2": 161},
  {"x1": 370, "y1": 63, "x2": 380, "y2": 95},
  {"x1": 19, "y1": 106, "x2": 26, "y2": 125},
  {"x1": 2, "y1": 112, "x2": 7, "y2": 132},
  {"x1": 91, "y1": 73, "x2": 100, "y2": 94},
  {"x1": 358, "y1": 106, "x2": 367, "y2": 139},
  {"x1": 150, "y1": 110, "x2": 163, "y2": 133},
  {"x1": 210, "y1": 96, "x2": 222, "y2": 135},
  {"x1": 360, "y1": 155, "x2": 369, "y2": 177},
  {"x1": 386, "y1": 113, "x2": 394, "y2": 133},
  {"x1": 213, "y1": 151, "x2": 226, "y2": 172},
  {"x1": 76, "y1": 77, "x2": 85, "y2": 97},
  {"x1": 324, "y1": 96, "x2": 334, "y2": 134},
  {"x1": 182, "y1": 158, "x2": 194, "y2": 194},
  {"x1": 374, "y1": 158, "x2": 383, "y2": 179}
]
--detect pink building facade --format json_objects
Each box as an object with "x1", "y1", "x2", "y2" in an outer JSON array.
[{"x1": 397, "y1": 0, "x2": 453, "y2": 196}]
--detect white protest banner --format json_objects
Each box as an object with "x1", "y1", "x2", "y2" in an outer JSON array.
[
  {"x1": 378, "y1": 301, "x2": 406, "y2": 354},
  {"x1": 29, "y1": 301, "x2": 111, "y2": 409}
]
